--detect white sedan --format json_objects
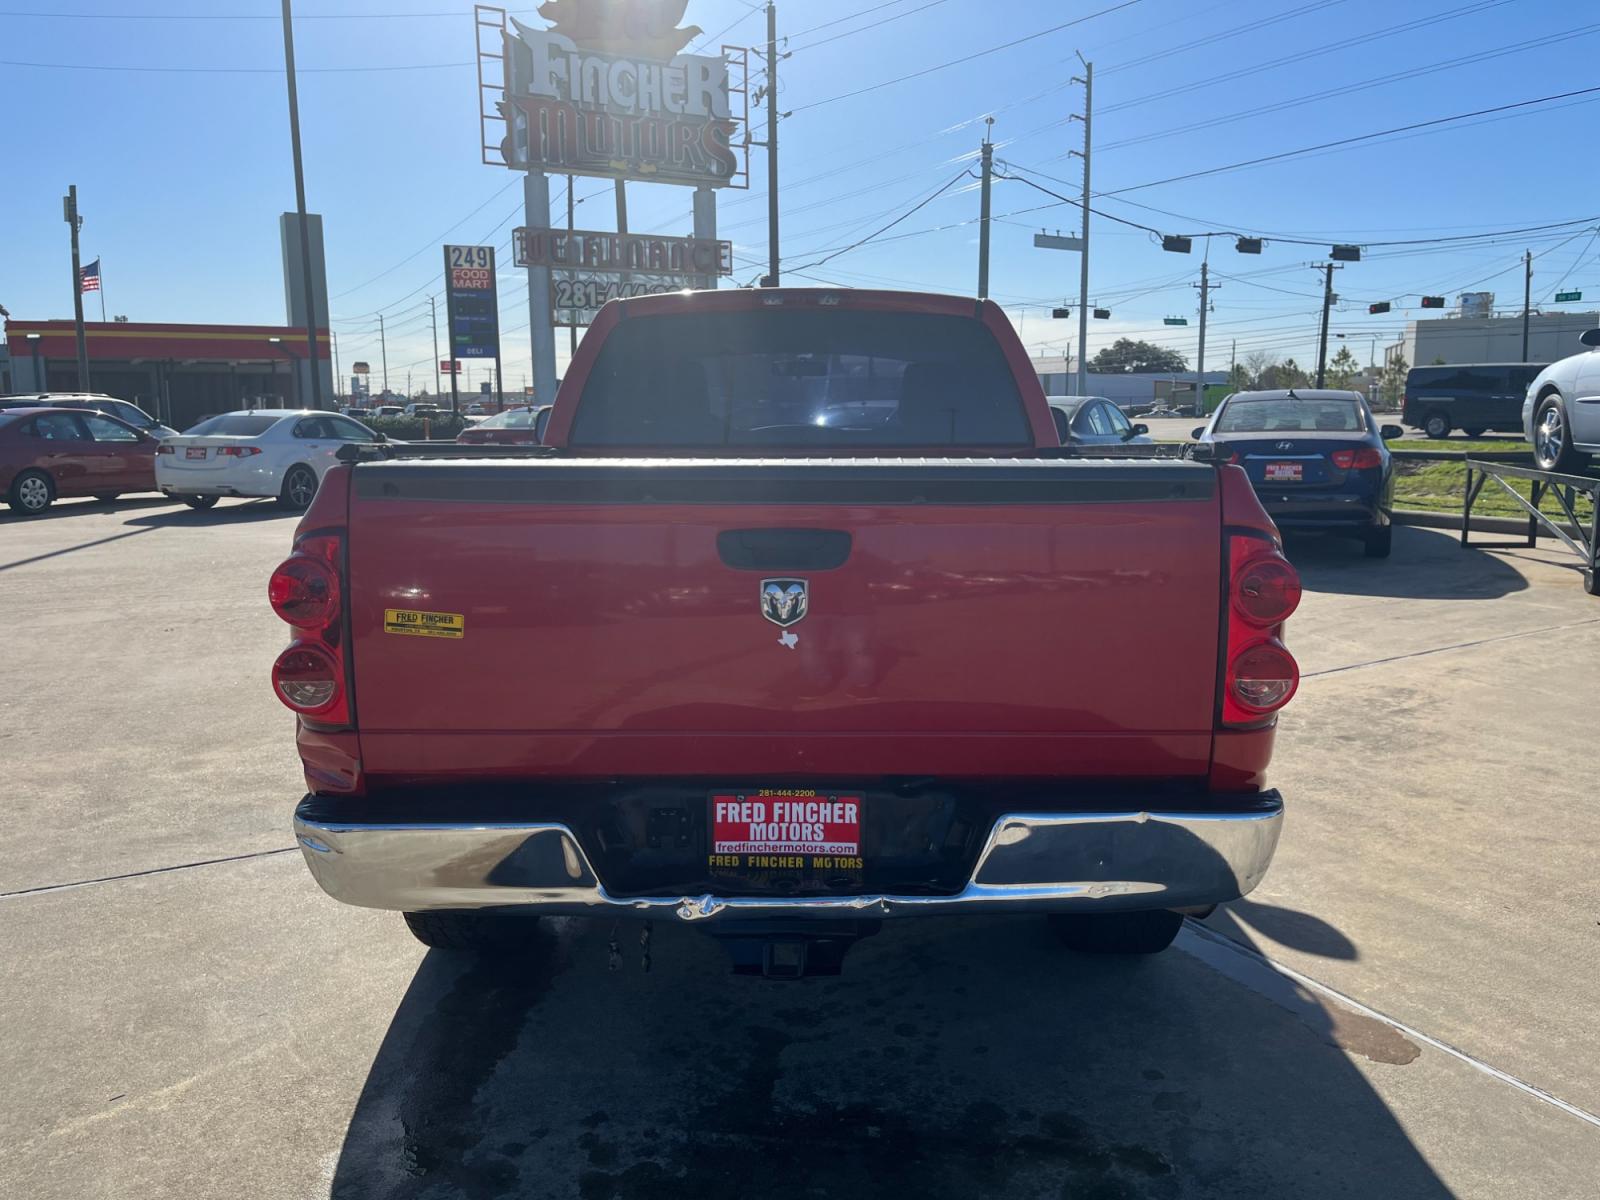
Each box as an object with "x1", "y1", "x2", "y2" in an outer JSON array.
[{"x1": 156, "y1": 409, "x2": 385, "y2": 511}]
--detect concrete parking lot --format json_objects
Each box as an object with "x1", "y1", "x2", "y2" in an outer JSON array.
[{"x1": 3, "y1": 494, "x2": 1598, "y2": 1199}]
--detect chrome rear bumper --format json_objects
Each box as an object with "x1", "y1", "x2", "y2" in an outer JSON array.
[{"x1": 293, "y1": 792, "x2": 1283, "y2": 922}]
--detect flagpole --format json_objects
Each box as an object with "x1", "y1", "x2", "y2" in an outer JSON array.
[{"x1": 98, "y1": 263, "x2": 106, "y2": 323}]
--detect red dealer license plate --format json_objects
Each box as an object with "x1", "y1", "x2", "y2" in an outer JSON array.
[
  {"x1": 710, "y1": 789, "x2": 863, "y2": 873},
  {"x1": 1264, "y1": 461, "x2": 1302, "y2": 482}
]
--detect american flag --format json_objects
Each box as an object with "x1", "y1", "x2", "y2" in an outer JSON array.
[{"x1": 80, "y1": 259, "x2": 101, "y2": 293}]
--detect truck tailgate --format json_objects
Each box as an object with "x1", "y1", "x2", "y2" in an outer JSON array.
[{"x1": 346, "y1": 458, "x2": 1222, "y2": 780}]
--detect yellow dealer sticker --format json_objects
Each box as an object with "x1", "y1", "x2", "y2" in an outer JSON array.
[{"x1": 383, "y1": 608, "x2": 465, "y2": 639}]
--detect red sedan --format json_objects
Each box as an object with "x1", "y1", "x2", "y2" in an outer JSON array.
[
  {"x1": 455, "y1": 405, "x2": 551, "y2": 446},
  {"x1": 1, "y1": 407, "x2": 160, "y2": 515}
]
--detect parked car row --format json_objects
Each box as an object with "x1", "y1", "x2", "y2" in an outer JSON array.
[{"x1": 0, "y1": 400, "x2": 392, "y2": 516}]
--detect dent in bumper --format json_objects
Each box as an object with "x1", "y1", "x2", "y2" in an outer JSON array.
[{"x1": 292, "y1": 793, "x2": 1283, "y2": 921}]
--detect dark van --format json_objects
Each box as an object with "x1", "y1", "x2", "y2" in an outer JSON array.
[{"x1": 1402, "y1": 363, "x2": 1545, "y2": 438}]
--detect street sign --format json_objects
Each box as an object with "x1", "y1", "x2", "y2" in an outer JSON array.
[
  {"x1": 440, "y1": 360, "x2": 459, "y2": 374},
  {"x1": 514, "y1": 227, "x2": 732, "y2": 278},
  {"x1": 443, "y1": 245, "x2": 501, "y2": 360},
  {"x1": 1163, "y1": 317, "x2": 1188, "y2": 326},
  {"x1": 1556, "y1": 290, "x2": 1583, "y2": 302},
  {"x1": 552, "y1": 272, "x2": 682, "y2": 328},
  {"x1": 351, "y1": 361, "x2": 370, "y2": 375},
  {"x1": 1033, "y1": 232, "x2": 1084, "y2": 252}
]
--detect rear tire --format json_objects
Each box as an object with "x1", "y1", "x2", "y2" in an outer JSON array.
[
  {"x1": 403, "y1": 910, "x2": 540, "y2": 951},
  {"x1": 8, "y1": 469, "x2": 54, "y2": 515},
  {"x1": 94, "y1": 493, "x2": 120, "y2": 502},
  {"x1": 180, "y1": 495, "x2": 219, "y2": 510},
  {"x1": 1048, "y1": 909, "x2": 1184, "y2": 955},
  {"x1": 1364, "y1": 525, "x2": 1393, "y2": 559},
  {"x1": 278, "y1": 465, "x2": 318, "y2": 511},
  {"x1": 1462, "y1": 427, "x2": 1486, "y2": 438},
  {"x1": 1422, "y1": 411, "x2": 1451, "y2": 439}
]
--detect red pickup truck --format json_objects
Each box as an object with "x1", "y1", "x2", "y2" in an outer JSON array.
[{"x1": 275, "y1": 289, "x2": 1299, "y2": 977}]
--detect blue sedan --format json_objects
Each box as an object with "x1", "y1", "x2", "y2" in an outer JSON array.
[{"x1": 1193, "y1": 389, "x2": 1402, "y2": 558}]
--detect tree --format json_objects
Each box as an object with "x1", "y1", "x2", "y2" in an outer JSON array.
[
  {"x1": 1261, "y1": 358, "x2": 1309, "y2": 389},
  {"x1": 1381, "y1": 352, "x2": 1409, "y2": 407},
  {"x1": 1242, "y1": 351, "x2": 1275, "y2": 388},
  {"x1": 1089, "y1": 338, "x2": 1189, "y2": 374},
  {"x1": 1328, "y1": 346, "x2": 1359, "y2": 389},
  {"x1": 1226, "y1": 363, "x2": 1251, "y2": 391}
]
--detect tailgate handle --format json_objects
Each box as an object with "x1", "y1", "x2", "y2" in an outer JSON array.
[{"x1": 717, "y1": 529, "x2": 852, "y2": 571}]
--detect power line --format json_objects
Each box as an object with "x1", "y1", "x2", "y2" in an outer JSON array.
[
  {"x1": 1100, "y1": 0, "x2": 1350, "y2": 76},
  {"x1": 789, "y1": 0, "x2": 1141, "y2": 113},
  {"x1": 783, "y1": 171, "x2": 973, "y2": 275},
  {"x1": 1098, "y1": 23, "x2": 1600, "y2": 155},
  {"x1": 786, "y1": 0, "x2": 950, "y2": 55},
  {"x1": 0, "y1": 57, "x2": 473, "y2": 73},
  {"x1": 1094, "y1": 85, "x2": 1600, "y2": 198}
]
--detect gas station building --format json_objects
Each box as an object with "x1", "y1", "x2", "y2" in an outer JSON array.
[{"x1": 3, "y1": 320, "x2": 334, "y2": 430}]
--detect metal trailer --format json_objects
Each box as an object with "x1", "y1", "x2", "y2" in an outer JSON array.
[{"x1": 1462, "y1": 459, "x2": 1600, "y2": 596}]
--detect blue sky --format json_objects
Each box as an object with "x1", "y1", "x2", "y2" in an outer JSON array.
[{"x1": 4, "y1": 0, "x2": 1598, "y2": 393}]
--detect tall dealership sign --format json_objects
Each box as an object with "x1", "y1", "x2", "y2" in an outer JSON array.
[{"x1": 476, "y1": 2, "x2": 747, "y2": 401}]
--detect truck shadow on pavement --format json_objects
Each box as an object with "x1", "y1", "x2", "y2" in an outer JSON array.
[
  {"x1": 329, "y1": 912, "x2": 1450, "y2": 1199},
  {"x1": 1287, "y1": 525, "x2": 1528, "y2": 601}
]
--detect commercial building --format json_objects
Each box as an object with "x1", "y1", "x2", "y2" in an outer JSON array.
[
  {"x1": 1032, "y1": 355, "x2": 1229, "y2": 409},
  {"x1": 2, "y1": 320, "x2": 333, "y2": 429},
  {"x1": 1393, "y1": 306, "x2": 1599, "y2": 369}
]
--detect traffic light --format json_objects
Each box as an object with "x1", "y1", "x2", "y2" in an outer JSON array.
[
  {"x1": 1093, "y1": 307, "x2": 1111, "y2": 319},
  {"x1": 1421, "y1": 296, "x2": 1445, "y2": 308},
  {"x1": 1235, "y1": 237, "x2": 1263, "y2": 255},
  {"x1": 1330, "y1": 244, "x2": 1361, "y2": 262},
  {"x1": 1368, "y1": 302, "x2": 1390, "y2": 315},
  {"x1": 1051, "y1": 307, "x2": 1071, "y2": 319},
  {"x1": 1161, "y1": 235, "x2": 1192, "y2": 254}
]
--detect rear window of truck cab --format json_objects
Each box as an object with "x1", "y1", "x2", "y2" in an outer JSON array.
[{"x1": 567, "y1": 309, "x2": 1031, "y2": 448}]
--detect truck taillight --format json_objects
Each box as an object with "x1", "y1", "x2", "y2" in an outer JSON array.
[
  {"x1": 1222, "y1": 532, "x2": 1301, "y2": 727},
  {"x1": 272, "y1": 645, "x2": 341, "y2": 713},
  {"x1": 269, "y1": 532, "x2": 350, "y2": 727},
  {"x1": 1231, "y1": 552, "x2": 1301, "y2": 627},
  {"x1": 1226, "y1": 640, "x2": 1299, "y2": 713},
  {"x1": 268, "y1": 554, "x2": 340, "y2": 628},
  {"x1": 1330, "y1": 448, "x2": 1383, "y2": 470}
]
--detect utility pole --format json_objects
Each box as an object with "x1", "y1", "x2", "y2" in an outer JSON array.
[
  {"x1": 63, "y1": 185, "x2": 90, "y2": 390},
  {"x1": 331, "y1": 329, "x2": 341, "y2": 400},
  {"x1": 977, "y1": 121, "x2": 994, "y2": 299},
  {"x1": 378, "y1": 312, "x2": 388, "y2": 393},
  {"x1": 1314, "y1": 263, "x2": 1339, "y2": 388},
  {"x1": 1521, "y1": 249, "x2": 1532, "y2": 361},
  {"x1": 761, "y1": 0, "x2": 780, "y2": 285},
  {"x1": 1193, "y1": 257, "x2": 1215, "y2": 417},
  {"x1": 1073, "y1": 56, "x2": 1093, "y2": 398},
  {"x1": 430, "y1": 295, "x2": 440, "y2": 398},
  {"x1": 280, "y1": 0, "x2": 323, "y2": 407},
  {"x1": 614, "y1": 179, "x2": 629, "y2": 286},
  {"x1": 1230, "y1": 338, "x2": 1237, "y2": 384}
]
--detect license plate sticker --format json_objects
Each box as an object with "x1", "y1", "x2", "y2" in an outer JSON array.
[
  {"x1": 710, "y1": 790, "x2": 862, "y2": 863},
  {"x1": 185, "y1": 447, "x2": 207, "y2": 460},
  {"x1": 1264, "y1": 461, "x2": 1302, "y2": 482}
]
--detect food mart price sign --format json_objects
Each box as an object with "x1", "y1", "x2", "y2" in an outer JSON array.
[{"x1": 443, "y1": 244, "x2": 501, "y2": 360}]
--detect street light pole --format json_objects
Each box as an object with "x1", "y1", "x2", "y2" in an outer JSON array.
[
  {"x1": 1521, "y1": 249, "x2": 1532, "y2": 361},
  {"x1": 379, "y1": 312, "x2": 389, "y2": 394},
  {"x1": 280, "y1": 0, "x2": 324, "y2": 408},
  {"x1": 430, "y1": 295, "x2": 441, "y2": 398},
  {"x1": 1073, "y1": 56, "x2": 1092, "y2": 398}
]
